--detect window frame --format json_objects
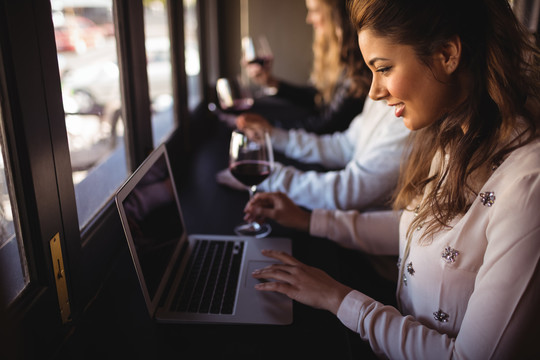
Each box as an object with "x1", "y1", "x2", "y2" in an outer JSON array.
[
  {"x1": 0, "y1": 0, "x2": 204, "y2": 357},
  {"x1": 0, "y1": 0, "x2": 82, "y2": 355}
]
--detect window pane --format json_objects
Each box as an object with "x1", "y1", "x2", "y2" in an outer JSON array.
[
  {"x1": 0, "y1": 110, "x2": 29, "y2": 305},
  {"x1": 184, "y1": 0, "x2": 202, "y2": 110},
  {"x1": 52, "y1": 1, "x2": 128, "y2": 228},
  {"x1": 143, "y1": 1, "x2": 175, "y2": 146}
]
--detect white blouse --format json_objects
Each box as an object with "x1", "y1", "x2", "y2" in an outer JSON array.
[
  {"x1": 257, "y1": 98, "x2": 410, "y2": 210},
  {"x1": 310, "y1": 138, "x2": 540, "y2": 359}
]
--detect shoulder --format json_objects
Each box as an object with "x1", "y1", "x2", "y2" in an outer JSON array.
[
  {"x1": 484, "y1": 139, "x2": 540, "y2": 231},
  {"x1": 495, "y1": 139, "x2": 540, "y2": 186}
]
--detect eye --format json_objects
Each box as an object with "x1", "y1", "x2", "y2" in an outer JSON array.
[{"x1": 376, "y1": 66, "x2": 392, "y2": 74}]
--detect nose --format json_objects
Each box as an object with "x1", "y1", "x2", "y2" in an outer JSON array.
[{"x1": 368, "y1": 76, "x2": 388, "y2": 101}]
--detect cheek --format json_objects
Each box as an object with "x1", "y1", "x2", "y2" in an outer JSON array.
[{"x1": 386, "y1": 75, "x2": 409, "y2": 100}]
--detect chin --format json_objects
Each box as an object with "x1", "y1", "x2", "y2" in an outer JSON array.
[
  {"x1": 402, "y1": 118, "x2": 415, "y2": 131},
  {"x1": 403, "y1": 114, "x2": 429, "y2": 131}
]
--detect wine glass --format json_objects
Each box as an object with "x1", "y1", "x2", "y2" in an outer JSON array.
[
  {"x1": 242, "y1": 35, "x2": 273, "y2": 67},
  {"x1": 229, "y1": 129, "x2": 274, "y2": 238},
  {"x1": 215, "y1": 77, "x2": 254, "y2": 114},
  {"x1": 241, "y1": 35, "x2": 276, "y2": 97}
]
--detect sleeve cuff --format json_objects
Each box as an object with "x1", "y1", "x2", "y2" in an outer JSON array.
[
  {"x1": 309, "y1": 208, "x2": 332, "y2": 238},
  {"x1": 337, "y1": 290, "x2": 372, "y2": 332}
]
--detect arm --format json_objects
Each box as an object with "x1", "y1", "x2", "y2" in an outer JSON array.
[
  {"x1": 270, "y1": 127, "x2": 354, "y2": 168},
  {"x1": 236, "y1": 111, "x2": 357, "y2": 169},
  {"x1": 259, "y1": 154, "x2": 402, "y2": 211},
  {"x1": 272, "y1": 97, "x2": 405, "y2": 167},
  {"x1": 260, "y1": 101, "x2": 409, "y2": 210},
  {"x1": 244, "y1": 195, "x2": 400, "y2": 256},
  {"x1": 310, "y1": 209, "x2": 400, "y2": 255}
]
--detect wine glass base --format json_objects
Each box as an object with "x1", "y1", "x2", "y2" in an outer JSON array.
[{"x1": 234, "y1": 222, "x2": 271, "y2": 238}]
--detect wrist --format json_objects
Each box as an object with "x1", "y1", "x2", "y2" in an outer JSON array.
[{"x1": 329, "y1": 286, "x2": 352, "y2": 315}]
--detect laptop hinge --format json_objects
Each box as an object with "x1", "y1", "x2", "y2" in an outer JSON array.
[{"x1": 49, "y1": 233, "x2": 71, "y2": 324}]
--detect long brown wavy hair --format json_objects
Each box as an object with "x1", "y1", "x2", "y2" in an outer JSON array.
[
  {"x1": 311, "y1": 0, "x2": 371, "y2": 104},
  {"x1": 349, "y1": 0, "x2": 540, "y2": 242}
]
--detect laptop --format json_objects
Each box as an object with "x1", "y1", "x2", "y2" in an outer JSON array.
[{"x1": 115, "y1": 144, "x2": 292, "y2": 325}]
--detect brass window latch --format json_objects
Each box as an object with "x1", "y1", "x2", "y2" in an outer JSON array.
[{"x1": 49, "y1": 233, "x2": 71, "y2": 324}]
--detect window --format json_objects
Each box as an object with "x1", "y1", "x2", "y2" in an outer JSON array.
[
  {"x1": 184, "y1": 0, "x2": 203, "y2": 110},
  {"x1": 0, "y1": 112, "x2": 28, "y2": 306},
  {"x1": 143, "y1": 0, "x2": 175, "y2": 145},
  {"x1": 0, "y1": 0, "x2": 194, "y2": 355},
  {"x1": 53, "y1": 0, "x2": 128, "y2": 228}
]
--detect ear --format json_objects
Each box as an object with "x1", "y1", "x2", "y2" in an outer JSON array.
[{"x1": 438, "y1": 35, "x2": 462, "y2": 75}]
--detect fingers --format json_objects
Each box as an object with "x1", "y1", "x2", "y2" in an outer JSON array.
[
  {"x1": 251, "y1": 260, "x2": 299, "y2": 294},
  {"x1": 253, "y1": 279, "x2": 293, "y2": 294},
  {"x1": 244, "y1": 192, "x2": 310, "y2": 232},
  {"x1": 245, "y1": 192, "x2": 276, "y2": 210},
  {"x1": 243, "y1": 208, "x2": 271, "y2": 224},
  {"x1": 243, "y1": 63, "x2": 272, "y2": 85},
  {"x1": 244, "y1": 193, "x2": 277, "y2": 222},
  {"x1": 245, "y1": 63, "x2": 266, "y2": 80},
  {"x1": 252, "y1": 250, "x2": 353, "y2": 314},
  {"x1": 236, "y1": 113, "x2": 258, "y2": 129},
  {"x1": 246, "y1": 192, "x2": 284, "y2": 210},
  {"x1": 236, "y1": 113, "x2": 271, "y2": 132},
  {"x1": 252, "y1": 263, "x2": 293, "y2": 280}
]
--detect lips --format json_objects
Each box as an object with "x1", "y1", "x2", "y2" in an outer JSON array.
[{"x1": 391, "y1": 103, "x2": 405, "y2": 118}]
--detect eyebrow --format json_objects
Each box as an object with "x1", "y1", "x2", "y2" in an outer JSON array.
[{"x1": 368, "y1": 57, "x2": 390, "y2": 66}]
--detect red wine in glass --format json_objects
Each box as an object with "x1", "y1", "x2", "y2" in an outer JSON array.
[
  {"x1": 228, "y1": 129, "x2": 274, "y2": 238},
  {"x1": 230, "y1": 160, "x2": 271, "y2": 187}
]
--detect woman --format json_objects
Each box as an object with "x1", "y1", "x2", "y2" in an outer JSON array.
[
  {"x1": 245, "y1": 0, "x2": 540, "y2": 357},
  {"x1": 247, "y1": 0, "x2": 370, "y2": 134}
]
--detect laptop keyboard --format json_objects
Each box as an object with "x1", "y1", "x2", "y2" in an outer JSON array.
[{"x1": 173, "y1": 239, "x2": 244, "y2": 314}]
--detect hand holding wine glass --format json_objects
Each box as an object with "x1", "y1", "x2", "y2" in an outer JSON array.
[
  {"x1": 241, "y1": 35, "x2": 277, "y2": 93},
  {"x1": 229, "y1": 129, "x2": 274, "y2": 238}
]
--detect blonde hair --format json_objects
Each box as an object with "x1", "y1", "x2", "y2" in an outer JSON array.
[{"x1": 311, "y1": 0, "x2": 369, "y2": 104}]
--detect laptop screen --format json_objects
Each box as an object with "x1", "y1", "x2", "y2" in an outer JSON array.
[{"x1": 121, "y1": 153, "x2": 184, "y2": 301}]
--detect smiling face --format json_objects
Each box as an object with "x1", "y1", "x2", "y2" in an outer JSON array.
[{"x1": 358, "y1": 29, "x2": 462, "y2": 131}]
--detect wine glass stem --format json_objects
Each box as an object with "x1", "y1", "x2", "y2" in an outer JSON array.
[
  {"x1": 248, "y1": 185, "x2": 257, "y2": 200},
  {"x1": 247, "y1": 185, "x2": 259, "y2": 229}
]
